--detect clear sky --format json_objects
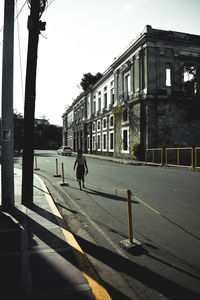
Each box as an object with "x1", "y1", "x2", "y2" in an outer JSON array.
[{"x1": 0, "y1": 0, "x2": 200, "y2": 126}]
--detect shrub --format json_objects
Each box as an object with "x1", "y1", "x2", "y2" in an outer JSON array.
[{"x1": 131, "y1": 143, "x2": 144, "y2": 160}]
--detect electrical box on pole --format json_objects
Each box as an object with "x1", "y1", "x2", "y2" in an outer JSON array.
[
  {"x1": 22, "y1": 0, "x2": 46, "y2": 206},
  {"x1": 1, "y1": 0, "x2": 15, "y2": 209}
]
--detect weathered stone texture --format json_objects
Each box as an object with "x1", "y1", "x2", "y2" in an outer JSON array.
[{"x1": 147, "y1": 100, "x2": 200, "y2": 148}]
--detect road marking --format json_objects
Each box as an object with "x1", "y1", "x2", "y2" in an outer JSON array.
[{"x1": 36, "y1": 174, "x2": 112, "y2": 300}]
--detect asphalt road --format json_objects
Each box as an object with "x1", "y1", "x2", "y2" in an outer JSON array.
[{"x1": 15, "y1": 150, "x2": 200, "y2": 300}]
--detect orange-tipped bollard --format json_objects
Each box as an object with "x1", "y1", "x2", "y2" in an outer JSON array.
[{"x1": 60, "y1": 163, "x2": 69, "y2": 186}]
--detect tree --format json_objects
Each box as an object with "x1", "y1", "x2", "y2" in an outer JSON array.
[
  {"x1": 34, "y1": 122, "x2": 62, "y2": 149},
  {"x1": 80, "y1": 72, "x2": 102, "y2": 92},
  {"x1": 183, "y1": 64, "x2": 200, "y2": 96}
]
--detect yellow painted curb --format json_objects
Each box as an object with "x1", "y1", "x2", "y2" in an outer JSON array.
[{"x1": 37, "y1": 175, "x2": 112, "y2": 300}]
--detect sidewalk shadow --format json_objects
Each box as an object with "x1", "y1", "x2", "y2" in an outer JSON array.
[
  {"x1": 74, "y1": 233, "x2": 200, "y2": 300},
  {"x1": 10, "y1": 203, "x2": 200, "y2": 300},
  {"x1": 7, "y1": 206, "x2": 130, "y2": 300},
  {"x1": 0, "y1": 211, "x2": 22, "y2": 298}
]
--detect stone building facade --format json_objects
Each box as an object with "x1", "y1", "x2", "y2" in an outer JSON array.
[{"x1": 62, "y1": 25, "x2": 200, "y2": 159}]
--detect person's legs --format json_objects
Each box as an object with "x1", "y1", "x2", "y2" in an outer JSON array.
[
  {"x1": 78, "y1": 180, "x2": 82, "y2": 190},
  {"x1": 77, "y1": 166, "x2": 83, "y2": 190}
]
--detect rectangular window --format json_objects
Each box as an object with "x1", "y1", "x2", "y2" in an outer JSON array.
[
  {"x1": 122, "y1": 127, "x2": 129, "y2": 153},
  {"x1": 166, "y1": 68, "x2": 171, "y2": 87},
  {"x1": 92, "y1": 96, "x2": 96, "y2": 114},
  {"x1": 97, "y1": 134, "x2": 101, "y2": 150},
  {"x1": 111, "y1": 88, "x2": 115, "y2": 104},
  {"x1": 92, "y1": 135, "x2": 96, "y2": 150},
  {"x1": 109, "y1": 115, "x2": 114, "y2": 128},
  {"x1": 97, "y1": 120, "x2": 101, "y2": 131},
  {"x1": 104, "y1": 93, "x2": 107, "y2": 108},
  {"x1": 102, "y1": 133, "x2": 107, "y2": 151},
  {"x1": 103, "y1": 117, "x2": 107, "y2": 129},
  {"x1": 125, "y1": 74, "x2": 131, "y2": 94},
  {"x1": 183, "y1": 64, "x2": 197, "y2": 95},
  {"x1": 122, "y1": 109, "x2": 128, "y2": 122},
  {"x1": 87, "y1": 135, "x2": 90, "y2": 150},
  {"x1": 98, "y1": 97, "x2": 101, "y2": 111},
  {"x1": 109, "y1": 131, "x2": 114, "y2": 152}
]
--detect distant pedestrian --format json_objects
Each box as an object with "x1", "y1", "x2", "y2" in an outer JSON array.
[{"x1": 74, "y1": 149, "x2": 88, "y2": 190}]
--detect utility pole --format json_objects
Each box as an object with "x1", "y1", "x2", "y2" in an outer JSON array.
[
  {"x1": 1, "y1": 0, "x2": 15, "y2": 209},
  {"x1": 22, "y1": 0, "x2": 46, "y2": 206}
]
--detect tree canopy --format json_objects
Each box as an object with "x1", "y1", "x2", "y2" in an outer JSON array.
[{"x1": 80, "y1": 72, "x2": 102, "y2": 92}]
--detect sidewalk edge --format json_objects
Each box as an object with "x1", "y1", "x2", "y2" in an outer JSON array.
[{"x1": 35, "y1": 173, "x2": 112, "y2": 300}]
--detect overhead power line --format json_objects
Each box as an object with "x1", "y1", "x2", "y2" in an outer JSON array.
[{"x1": 16, "y1": 0, "x2": 24, "y2": 100}]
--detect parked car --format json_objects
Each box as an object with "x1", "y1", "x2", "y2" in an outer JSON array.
[{"x1": 58, "y1": 146, "x2": 72, "y2": 156}]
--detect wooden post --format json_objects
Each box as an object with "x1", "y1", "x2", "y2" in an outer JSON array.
[
  {"x1": 54, "y1": 158, "x2": 61, "y2": 177},
  {"x1": 34, "y1": 156, "x2": 40, "y2": 170},
  {"x1": 60, "y1": 163, "x2": 68, "y2": 186}
]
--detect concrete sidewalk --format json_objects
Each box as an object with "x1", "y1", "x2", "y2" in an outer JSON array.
[{"x1": 0, "y1": 168, "x2": 111, "y2": 299}]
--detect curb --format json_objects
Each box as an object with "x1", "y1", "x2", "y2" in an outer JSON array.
[
  {"x1": 73, "y1": 152, "x2": 145, "y2": 166},
  {"x1": 36, "y1": 174, "x2": 112, "y2": 300}
]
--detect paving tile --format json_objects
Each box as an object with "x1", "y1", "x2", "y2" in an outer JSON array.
[
  {"x1": 27, "y1": 211, "x2": 56, "y2": 229},
  {"x1": 28, "y1": 226, "x2": 69, "y2": 251}
]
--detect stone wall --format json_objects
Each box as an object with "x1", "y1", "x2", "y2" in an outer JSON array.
[
  {"x1": 129, "y1": 103, "x2": 141, "y2": 146},
  {"x1": 147, "y1": 98, "x2": 200, "y2": 148}
]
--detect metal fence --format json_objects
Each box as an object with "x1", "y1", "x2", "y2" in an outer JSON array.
[
  {"x1": 195, "y1": 147, "x2": 200, "y2": 169},
  {"x1": 145, "y1": 148, "x2": 163, "y2": 166},
  {"x1": 145, "y1": 147, "x2": 200, "y2": 170}
]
